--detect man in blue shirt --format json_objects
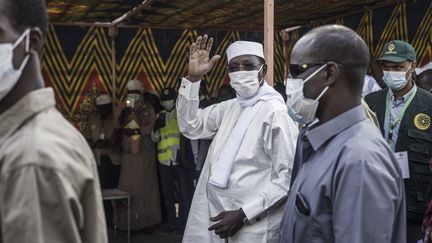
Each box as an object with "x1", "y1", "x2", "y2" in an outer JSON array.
[{"x1": 280, "y1": 25, "x2": 406, "y2": 243}]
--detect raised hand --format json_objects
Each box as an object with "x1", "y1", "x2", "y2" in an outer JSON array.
[{"x1": 188, "y1": 34, "x2": 221, "y2": 82}]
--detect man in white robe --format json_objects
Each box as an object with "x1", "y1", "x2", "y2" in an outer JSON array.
[{"x1": 177, "y1": 35, "x2": 298, "y2": 242}]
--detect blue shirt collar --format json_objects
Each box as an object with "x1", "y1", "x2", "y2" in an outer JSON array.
[
  {"x1": 388, "y1": 83, "x2": 416, "y2": 103},
  {"x1": 305, "y1": 105, "x2": 367, "y2": 151}
]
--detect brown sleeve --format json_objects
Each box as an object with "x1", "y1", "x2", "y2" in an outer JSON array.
[{"x1": 0, "y1": 165, "x2": 107, "y2": 243}]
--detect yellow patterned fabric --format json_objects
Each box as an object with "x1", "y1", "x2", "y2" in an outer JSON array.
[{"x1": 41, "y1": 1, "x2": 432, "y2": 132}]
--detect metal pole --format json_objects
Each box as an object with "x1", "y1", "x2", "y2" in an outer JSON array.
[
  {"x1": 51, "y1": 21, "x2": 112, "y2": 28},
  {"x1": 112, "y1": 0, "x2": 152, "y2": 26},
  {"x1": 109, "y1": 27, "x2": 117, "y2": 105},
  {"x1": 264, "y1": 0, "x2": 274, "y2": 86},
  {"x1": 113, "y1": 200, "x2": 118, "y2": 234},
  {"x1": 127, "y1": 197, "x2": 131, "y2": 243}
]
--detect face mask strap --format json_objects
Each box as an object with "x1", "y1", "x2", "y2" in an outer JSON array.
[
  {"x1": 303, "y1": 63, "x2": 328, "y2": 84},
  {"x1": 401, "y1": 62, "x2": 414, "y2": 82},
  {"x1": 12, "y1": 29, "x2": 31, "y2": 72},
  {"x1": 17, "y1": 55, "x2": 30, "y2": 72},
  {"x1": 406, "y1": 70, "x2": 413, "y2": 82},
  {"x1": 257, "y1": 64, "x2": 265, "y2": 84},
  {"x1": 257, "y1": 64, "x2": 264, "y2": 72},
  {"x1": 12, "y1": 29, "x2": 31, "y2": 50},
  {"x1": 315, "y1": 86, "x2": 329, "y2": 101}
]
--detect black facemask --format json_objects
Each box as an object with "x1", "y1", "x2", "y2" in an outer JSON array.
[{"x1": 97, "y1": 104, "x2": 112, "y2": 119}]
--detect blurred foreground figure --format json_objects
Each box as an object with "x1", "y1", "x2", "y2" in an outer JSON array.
[{"x1": 0, "y1": 0, "x2": 107, "y2": 242}]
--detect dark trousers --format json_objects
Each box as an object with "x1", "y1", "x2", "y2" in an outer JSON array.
[
  {"x1": 158, "y1": 163, "x2": 195, "y2": 229},
  {"x1": 407, "y1": 220, "x2": 423, "y2": 243},
  {"x1": 98, "y1": 155, "x2": 121, "y2": 226}
]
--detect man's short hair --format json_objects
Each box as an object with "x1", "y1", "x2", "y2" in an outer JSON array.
[
  {"x1": 257, "y1": 56, "x2": 265, "y2": 65},
  {"x1": 6, "y1": 0, "x2": 49, "y2": 37},
  {"x1": 304, "y1": 25, "x2": 370, "y2": 90},
  {"x1": 307, "y1": 25, "x2": 370, "y2": 68}
]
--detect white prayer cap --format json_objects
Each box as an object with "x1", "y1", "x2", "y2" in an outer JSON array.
[
  {"x1": 126, "y1": 79, "x2": 144, "y2": 91},
  {"x1": 416, "y1": 62, "x2": 432, "y2": 75},
  {"x1": 226, "y1": 41, "x2": 265, "y2": 63},
  {"x1": 96, "y1": 94, "x2": 112, "y2": 105}
]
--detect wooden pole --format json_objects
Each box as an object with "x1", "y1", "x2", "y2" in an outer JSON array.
[{"x1": 264, "y1": 0, "x2": 274, "y2": 86}]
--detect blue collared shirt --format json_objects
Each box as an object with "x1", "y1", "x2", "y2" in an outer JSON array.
[
  {"x1": 384, "y1": 85, "x2": 417, "y2": 151},
  {"x1": 280, "y1": 105, "x2": 406, "y2": 243}
]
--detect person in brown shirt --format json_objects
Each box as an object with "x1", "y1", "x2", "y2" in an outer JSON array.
[{"x1": 114, "y1": 81, "x2": 162, "y2": 231}]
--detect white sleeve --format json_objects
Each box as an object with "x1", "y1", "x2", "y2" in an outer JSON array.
[
  {"x1": 242, "y1": 110, "x2": 299, "y2": 222},
  {"x1": 176, "y1": 78, "x2": 225, "y2": 140}
]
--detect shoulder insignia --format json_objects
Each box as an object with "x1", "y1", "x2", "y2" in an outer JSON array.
[{"x1": 414, "y1": 113, "x2": 431, "y2": 130}]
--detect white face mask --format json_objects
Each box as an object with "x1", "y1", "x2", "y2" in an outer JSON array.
[
  {"x1": 383, "y1": 69, "x2": 412, "y2": 91},
  {"x1": 229, "y1": 65, "x2": 263, "y2": 98},
  {"x1": 285, "y1": 64, "x2": 328, "y2": 125},
  {"x1": 162, "y1": 99, "x2": 175, "y2": 110},
  {"x1": 0, "y1": 29, "x2": 31, "y2": 102}
]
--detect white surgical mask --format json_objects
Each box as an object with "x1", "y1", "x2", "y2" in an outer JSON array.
[
  {"x1": 383, "y1": 69, "x2": 412, "y2": 91},
  {"x1": 0, "y1": 29, "x2": 31, "y2": 102},
  {"x1": 162, "y1": 99, "x2": 175, "y2": 110},
  {"x1": 229, "y1": 65, "x2": 263, "y2": 98},
  {"x1": 285, "y1": 64, "x2": 328, "y2": 125}
]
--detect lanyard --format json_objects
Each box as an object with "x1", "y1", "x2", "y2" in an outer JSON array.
[{"x1": 385, "y1": 86, "x2": 417, "y2": 147}]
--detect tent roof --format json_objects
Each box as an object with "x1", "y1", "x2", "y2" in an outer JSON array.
[{"x1": 47, "y1": 0, "x2": 402, "y2": 30}]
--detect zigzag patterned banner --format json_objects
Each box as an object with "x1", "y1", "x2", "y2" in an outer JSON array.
[
  {"x1": 43, "y1": 26, "x2": 112, "y2": 117},
  {"x1": 372, "y1": 2, "x2": 409, "y2": 58},
  {"x1": 42, "y1": 0, "x2": 431, "y2": 131}
]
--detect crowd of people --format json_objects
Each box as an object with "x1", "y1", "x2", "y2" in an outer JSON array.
[{"x1": 1, "y1": 1, "x2": 432, "y2": 243}]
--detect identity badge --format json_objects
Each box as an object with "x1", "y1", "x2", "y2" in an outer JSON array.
[{"x1": 394, "y1": 151, "x2": 409, "y2": 179}]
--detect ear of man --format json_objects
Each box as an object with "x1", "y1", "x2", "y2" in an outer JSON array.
[
  {"x1": 29, "y1": 27, "x2": 44, "y2": 53},
  {"x1": 323, "y1": 61, "x2": 340, "y2": 87}
]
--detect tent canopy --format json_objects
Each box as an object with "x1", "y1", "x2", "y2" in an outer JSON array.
[{"x1": 47, "y1": 0, "x2": 402, "y2": 30}]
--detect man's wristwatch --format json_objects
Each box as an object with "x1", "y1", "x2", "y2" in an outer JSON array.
[{"x1": 240, "y1": 209, "x2": 249, "y2": 225}]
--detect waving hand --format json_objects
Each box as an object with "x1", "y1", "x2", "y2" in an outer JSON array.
[{"x1": 188, "y1": 34, "x2": 221, "y2": 82}]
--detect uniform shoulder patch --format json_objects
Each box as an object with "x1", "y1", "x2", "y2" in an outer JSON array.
[{"x1": 414, "y1": 113, "x2": 431, "y2": 130}]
